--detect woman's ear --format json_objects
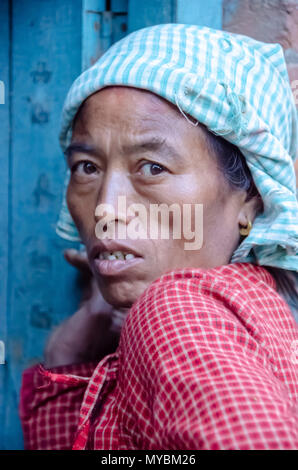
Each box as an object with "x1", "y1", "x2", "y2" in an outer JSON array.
[{"x1": 238, "y1": 195, "x2": 262, "y2": 228}]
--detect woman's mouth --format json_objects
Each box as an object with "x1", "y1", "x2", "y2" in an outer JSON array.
[
  {"x1": 99, "y1": 251, "x2": 137, "y2": 261},
  {"x1": 93, "y1": 250, "x2": 144, "y2": 276}
]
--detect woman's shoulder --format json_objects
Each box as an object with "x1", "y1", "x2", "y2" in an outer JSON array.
[
  {"x1": 123, "y1": 261, "x2": 296, "y2": 341},
  {"x1": 120, "y1": 261, "x2": 298, "y2": 389},
  {"x1": 144, "y1": 262, "x2": 277, "y2": 300}
]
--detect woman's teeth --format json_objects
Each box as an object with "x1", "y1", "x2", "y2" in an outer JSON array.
[{"x1": 99, "y1": 251, "x2": 136, "y2": 261}]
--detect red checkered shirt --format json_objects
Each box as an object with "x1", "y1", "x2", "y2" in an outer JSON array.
[{"x1": 19, "y1": 262, "x2": 298, "y2": 450}]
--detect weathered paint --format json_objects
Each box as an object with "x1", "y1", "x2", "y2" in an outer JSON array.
[
  {"x1": 1, "y1": 0, "x2": 83, "y2": 449},
  {"x1": 128, "y1": 0, "x2": 223, "y2": 32},
  {"x1": 177, "y1": 0, "x2": 223, "y2": 28},
  {"x1": 0, "y1": 0, "x2": 10, "y2": 449},
  {"x1": 111, "y1": 0, "x2": 128, "y2": 12},
  {"x1": 0, "y1": 0, "x2": 224, "y2": 449},
  {"x1": 82, "y1": 0, "x2": 128, "y2": 70},
  {"x1": 128, "y1": 0, "x2": 175, "y2": 32},
  {"x1": 82, "y1": 0, "x2": 105, "y2": 70},
  {"x1": 223, "y1": 0, "x2": 298, "y2": 50}
]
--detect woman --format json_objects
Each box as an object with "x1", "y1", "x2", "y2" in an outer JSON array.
[{"x1": 20, "y1": 24, "x2": 298, "y2": 450}]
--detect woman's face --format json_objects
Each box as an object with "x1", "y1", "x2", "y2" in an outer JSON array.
[{"x1": 67, "y1": 87, "x2": 252, "y2": 308}]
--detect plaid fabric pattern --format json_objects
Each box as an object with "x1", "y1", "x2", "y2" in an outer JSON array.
[
  {"x1": 20, "y1": 263, "x2": 298, "y2": 450},
  {"x1": 57, "y1": 23, "x2": 298, "y2": 273},
  {"x1": 19, "y1": 361, "x2": 97, "y2": 450}
]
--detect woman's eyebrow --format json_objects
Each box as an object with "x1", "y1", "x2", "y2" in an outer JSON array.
[
  {"x1": 122, "y1": 138, "x2": 182, "y2": 163},
  {"x1": 64, "y1": 142, "x2": 98, "y2": 160},
  {"x1": 65, "y1": 138, "x2": 184, "y2": 163}
]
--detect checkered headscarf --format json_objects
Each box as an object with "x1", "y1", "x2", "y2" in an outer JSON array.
[{"x1": 57, "y1": 24, "x2": 298, "y2": 275}]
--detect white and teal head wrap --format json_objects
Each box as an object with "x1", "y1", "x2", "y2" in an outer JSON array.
[{"x1": 57, "y1": 24, "x2": 298, "y2": 278}]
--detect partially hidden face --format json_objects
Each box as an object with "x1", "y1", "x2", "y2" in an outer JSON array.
[{"x1": 66, "y1": 86, "x2": 252, "y2": 308}]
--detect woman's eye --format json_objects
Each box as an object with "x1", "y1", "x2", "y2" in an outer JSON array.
[
  {"x1": 72, "y1": 161, "x2": 98, "y2": 175},
  {"x1": 139, "y1": 162, "x2": 166, "y2": 176}
]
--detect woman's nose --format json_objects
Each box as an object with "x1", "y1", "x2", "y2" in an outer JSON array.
[{"x1": 94, "y1": 171, "x2": 134, "y2": 226}]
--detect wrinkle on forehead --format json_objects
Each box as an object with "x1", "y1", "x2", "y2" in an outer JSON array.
[
  {"x1": 70, "y1": 85, "x2": 226, "y2": 191},
  {"x1": 72, "y1": 86, "x2": 188, "y2": 132}
]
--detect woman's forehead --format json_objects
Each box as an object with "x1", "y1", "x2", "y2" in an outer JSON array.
[
  {"x1": 71, "y1": 87, "x2": 211, "y2": 161},
  {"x1": 74, "y1": 86, "x2": 183, "y2": 127}
]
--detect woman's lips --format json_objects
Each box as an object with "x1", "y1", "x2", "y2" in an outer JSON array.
[{"x1": 93, "y1": 256, "x2": 144, "y2": 276}]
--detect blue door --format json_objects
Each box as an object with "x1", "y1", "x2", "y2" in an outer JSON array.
[{"x1": 0, "y1": 0, "x2": 222, "y2": 449}]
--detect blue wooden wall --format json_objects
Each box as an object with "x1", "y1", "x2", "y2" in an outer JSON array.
[{"x1": 0, "y1": 0, "x2": 222, "y2": 449}]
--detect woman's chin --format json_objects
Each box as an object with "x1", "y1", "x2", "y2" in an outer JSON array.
[
  {"x1": 98, "y1": 283, "x2": 144, "y2": 310},
  {"x1": 94, "y1": 266, "x2": 158, "y2": 310}
]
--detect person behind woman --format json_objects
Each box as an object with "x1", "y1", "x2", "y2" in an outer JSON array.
[{"x1": 20, "y1": 24, "x2": 298, "y2": 450}]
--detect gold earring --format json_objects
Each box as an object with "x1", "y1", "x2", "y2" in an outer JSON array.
[{"x1": 239, "y1": 220, "x2": 252, "y2": 236}]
